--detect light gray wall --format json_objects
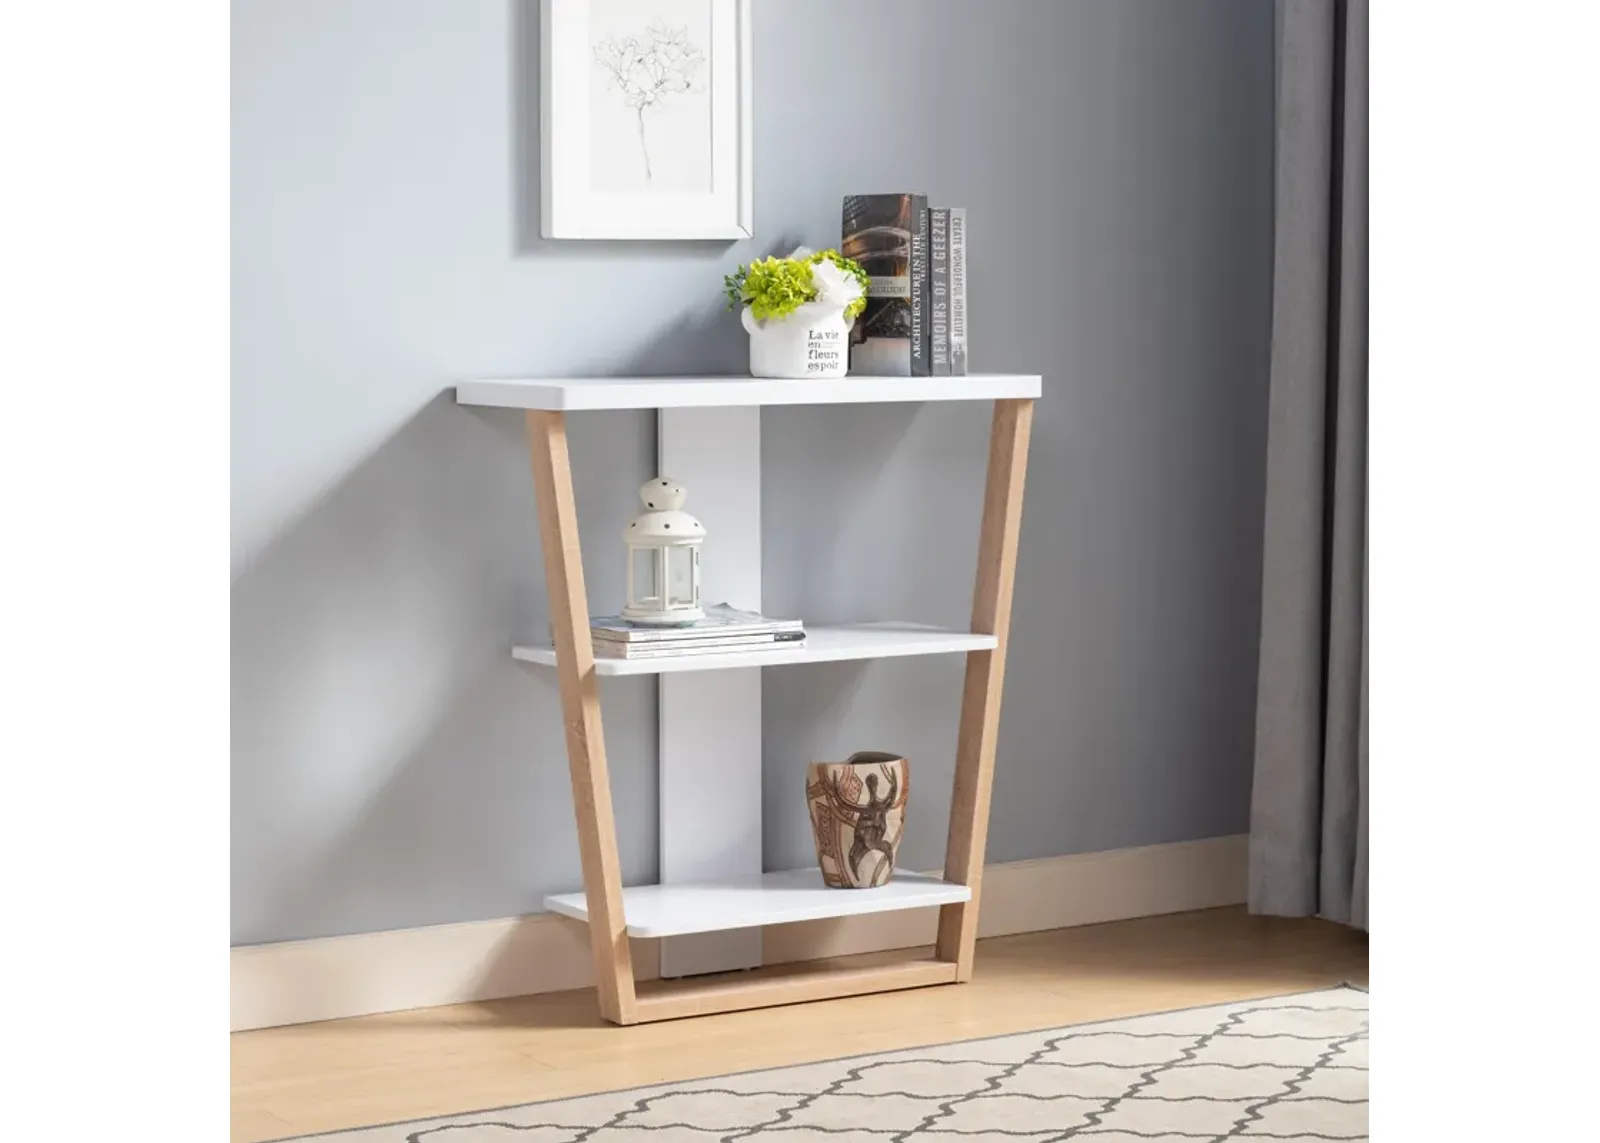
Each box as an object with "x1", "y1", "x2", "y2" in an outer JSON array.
[{"x1": 232, "y1": 0, "x2": 1274, "y2": 945}]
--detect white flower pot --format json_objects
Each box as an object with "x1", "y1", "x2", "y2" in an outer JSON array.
[{"x1": 742, "y1": 302, "x2": 853, "y2": 379}]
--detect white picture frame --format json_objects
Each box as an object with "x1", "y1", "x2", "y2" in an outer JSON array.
[{"x1": 541, "y1": 0, "x2": 752, "y2": 240}]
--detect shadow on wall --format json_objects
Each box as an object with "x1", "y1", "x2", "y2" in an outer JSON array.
[
  {"x1": 762, "y1": 401, "x2": 988, "y2": 626},
  {"x1": 230, "y1": 391, "x2": 659, "y2": 945}
]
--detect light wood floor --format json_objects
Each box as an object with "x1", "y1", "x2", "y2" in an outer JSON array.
[{"x1": 230, "y1": 906, "x2": 1367, "y2": 1143}]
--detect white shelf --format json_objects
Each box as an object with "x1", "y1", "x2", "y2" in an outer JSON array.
[
  {"x1": 545, "y1": 868, "x2": 972, "y2": 938},
  {"x1": 457, "y1": 373, "x2": 1041, "y2": 411},
  {"x1": 513, "y1": 624, "x2": 997, "y2": 676}
]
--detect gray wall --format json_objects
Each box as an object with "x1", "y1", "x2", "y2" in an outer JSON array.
[{"x1": 232, "y1": 0, "x2": 1274, "y2": 945}]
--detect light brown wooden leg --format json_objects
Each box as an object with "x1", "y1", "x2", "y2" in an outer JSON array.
[
  {"x1": 526, "y1": 410, "x2": 638, "y2": 1025},
  {"x1": 937, "y1": 398, "x2": 1035, "y2": 981}
]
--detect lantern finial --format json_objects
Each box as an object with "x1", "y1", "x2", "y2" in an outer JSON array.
[{"x1": 640, "y1": 477, "x2": 687, "y2": 512}]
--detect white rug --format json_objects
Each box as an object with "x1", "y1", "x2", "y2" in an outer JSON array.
[{"x1": 289, "y1": 986, "x2": 1368, "y2": 1142}]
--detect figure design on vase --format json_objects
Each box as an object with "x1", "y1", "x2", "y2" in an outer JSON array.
[{"x1": 806, "y1": 752, "x2": 909, "y2": 889}]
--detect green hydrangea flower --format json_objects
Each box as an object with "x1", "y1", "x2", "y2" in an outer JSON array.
[{"x1": 724, "y1": 249, "x2": 870, "y2": 322}]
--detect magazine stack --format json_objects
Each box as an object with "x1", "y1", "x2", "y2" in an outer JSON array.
[{"x1": 590, "y1": 603, "x2": 805, "y2": 661}]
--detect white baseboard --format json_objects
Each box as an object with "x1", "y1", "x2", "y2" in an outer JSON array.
[{"x1": 230, "y1": 834, "x2": 1247, "y2": 1031}]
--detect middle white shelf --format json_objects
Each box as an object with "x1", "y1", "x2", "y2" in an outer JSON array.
[{"x1": 513, "y1": 623, "x2": 997, "y2": 676}]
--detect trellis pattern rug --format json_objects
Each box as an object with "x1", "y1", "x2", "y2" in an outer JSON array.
[{"x1": 288, "y1": 986, "x2": 1367, "y2": 1142}]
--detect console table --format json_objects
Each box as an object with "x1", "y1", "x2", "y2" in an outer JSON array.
[{"x1": 455, "y1": 373, "x2": 1039, "y2": 1024}]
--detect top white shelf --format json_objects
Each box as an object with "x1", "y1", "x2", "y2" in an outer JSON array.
[{"x1": 455, "y1": 373, "x2": 1041, "y2": 411}]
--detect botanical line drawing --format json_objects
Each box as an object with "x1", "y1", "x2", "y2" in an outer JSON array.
[{"x1": 592, "y1": 20, "x2": 706, "y2": 183}]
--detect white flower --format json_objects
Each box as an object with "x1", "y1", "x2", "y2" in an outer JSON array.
[
  {"x1": 811, "y1": 259, "x2": 864, "y2": 310},
  {"x1": 787, "y1": 245, "x2": 815, "y2": 260}
]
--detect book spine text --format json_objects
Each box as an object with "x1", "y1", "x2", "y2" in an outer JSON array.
[
  {"x1": 949, "y1": 207, "x2": 968, "y2": 375},
  {"x1": 929, "y1": 207, "x2": 951, "y2": 375},
  {"x1": 909, "y1": 197, "x2": 929, "y2": 376}
]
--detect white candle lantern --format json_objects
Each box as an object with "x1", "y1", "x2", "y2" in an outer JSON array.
[{"x1": 622, "y1": 477, "x2": 705, "y2": 626}]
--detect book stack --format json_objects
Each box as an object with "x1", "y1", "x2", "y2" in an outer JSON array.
[
  {"x1": 841, "y1": 194, "x2": 968, "y2": 376},
  {"x1": 590, "y1": 603, "x2": 805, "y2": 661}
]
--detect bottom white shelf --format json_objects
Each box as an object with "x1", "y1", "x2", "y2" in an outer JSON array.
[{"x1": 545, "y1": 868, "x2": 972, "y2": 938}]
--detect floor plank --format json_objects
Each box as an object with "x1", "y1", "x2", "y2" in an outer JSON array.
[
  {"x1": 230, "y1": 905, "x2": 1367, "y2": 1142},
  {"x1": 230, "y1": 1107, "x2": 300, "y2": 1142}
]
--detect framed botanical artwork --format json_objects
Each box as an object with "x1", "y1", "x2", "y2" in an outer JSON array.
[{"x1": 541, "y1": 0, "x2": 752, "y2": 240}]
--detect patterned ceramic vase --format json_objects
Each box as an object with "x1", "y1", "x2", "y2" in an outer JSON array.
[{"x1": 806, "y1": 751, "x2": 909, "y2": 889}]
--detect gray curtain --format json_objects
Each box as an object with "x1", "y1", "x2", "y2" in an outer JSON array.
[{"x1": 1249, "y1": 0, "x2": 1368, "y2": 930}]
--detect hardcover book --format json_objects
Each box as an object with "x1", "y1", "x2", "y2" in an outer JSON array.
[
  {"x1": 929, "y1": 207, "x2": 951, "y2": 375},
  {"x1": 841, "y1": 193, "x2": 928, "y2": 376},
  {"x1": 909, "y1": 205, "x2": 929, "y2": 375},
  {"x1": 948, "y1": 207, "x2": 968, "y2": 375}
]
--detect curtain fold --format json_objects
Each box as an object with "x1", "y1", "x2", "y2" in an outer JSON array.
[{"x1": 1249, "y1": 0, "x2": 1368, "y2": 930}]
